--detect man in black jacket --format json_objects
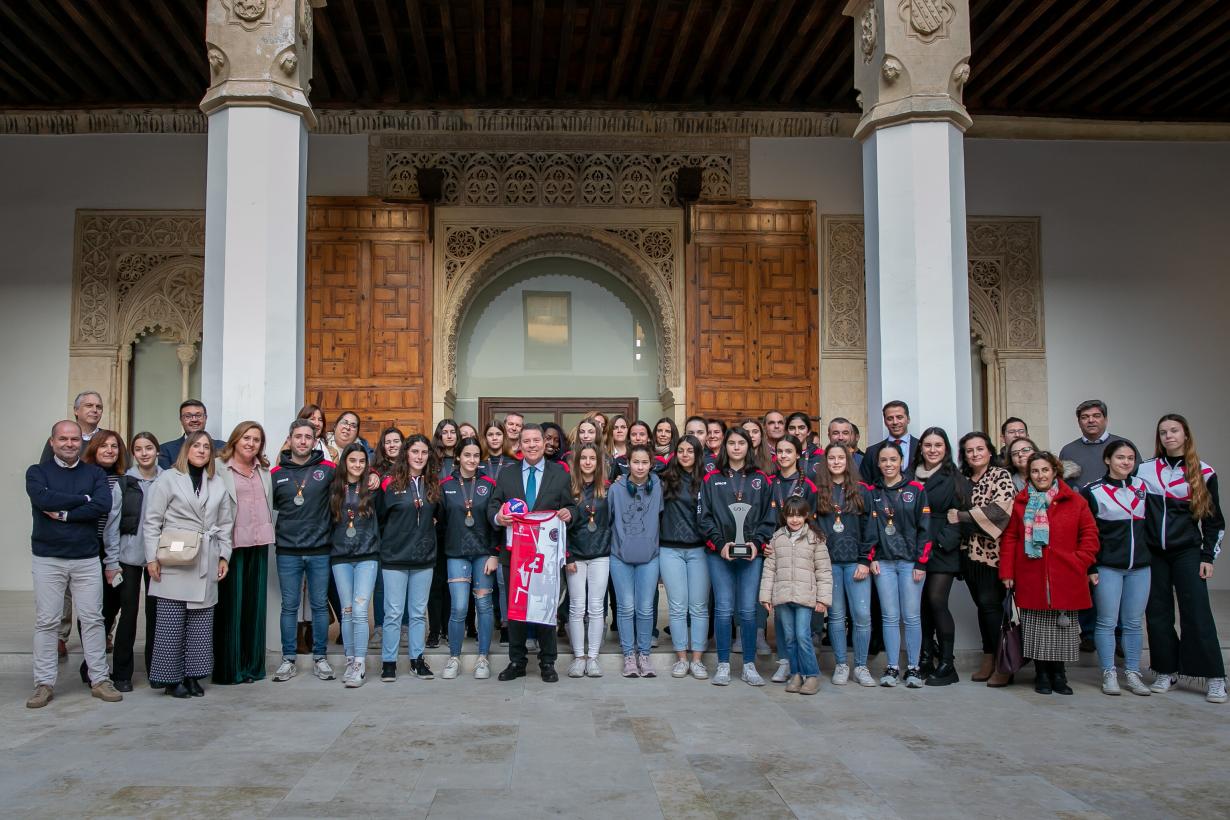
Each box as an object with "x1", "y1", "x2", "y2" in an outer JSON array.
[
  {"x1": 860, "y1": 401, "x2": 921, "y2": 485},
  {"x1": 490, "y1": 424, "x2": 576, "y2": 682},
  {"x1": 270, "y1": 419, "x2": 336, "y2": 683},
  {"x1": 158, "y1": 400, "x2": 226, "y2": 469}
]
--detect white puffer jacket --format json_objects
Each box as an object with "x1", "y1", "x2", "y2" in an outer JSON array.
[{"x1": 759, "y1": 526, "x2": 833, "y2": 609}]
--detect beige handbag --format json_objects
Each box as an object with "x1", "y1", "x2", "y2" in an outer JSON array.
[{"x1": 156, "y1": 528, "x2": 202, "y2": 567}]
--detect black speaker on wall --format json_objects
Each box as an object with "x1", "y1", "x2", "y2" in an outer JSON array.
[{"x1": 675, "y1": 167, "x2": 703, "y2": 205}]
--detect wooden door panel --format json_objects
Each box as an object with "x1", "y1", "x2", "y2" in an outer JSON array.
[
  {"x1": 305, "y1": 199, "x2": 432, "y2": 439},
  {"x1": 688, "y1": 201, "x2": 818, "y2": 420}
]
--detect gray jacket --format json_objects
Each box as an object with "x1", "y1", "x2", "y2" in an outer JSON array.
[
  {"x1": 143, "y1": 468, "x2": 235, "y2": 609},
  {"x1": 101, "y1": 476, "x2": 122, "y2": 571},
  {"x1": 607, "y1": 476, "x2": 663, "y2": 565},
  {"x1": 118, "y1": 466, "x2": 161, "y2": 566}
]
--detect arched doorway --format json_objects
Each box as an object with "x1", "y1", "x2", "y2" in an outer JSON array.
[{"x1": 455, "y1": 257, "x2": 661, "y2": 429}]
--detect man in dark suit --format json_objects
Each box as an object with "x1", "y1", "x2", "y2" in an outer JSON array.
[
  {"x1": 860, "y1": 400, "x2": 921, "y2": 485},
  {"x1": 489, "y1": 423, "x2": 576, "y2": 682},
  {"x1": 158, "y1": 400, "x2": 226, "y2": 469}
]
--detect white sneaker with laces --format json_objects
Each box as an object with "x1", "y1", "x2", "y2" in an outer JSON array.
[
  {"x1": 345, "y1": 661, "x2": 366, "y2": 688},
  {"x1": 853, "y1": 665, "x2": 876, "y2": 687},
  {"x1": 568, "y1": 657, "x2": 587, "y2": 678},
  {"x1": 273, "y1": 659, "x2": 297, "y2": 682},
  {"x1": 1101, "y1": 668, "x2": 1121, "y2": 695},
  {"x1": 712, "y1": 662, "x2": 731, "y2": 685},
  {"x1": 1207, "y1": 677, "x2": 1228, "y2": 704},
  {"x1": 770, "y1": 658, "x2": 791, "y2": 683},
  {"x1": 313, "y1": 658, "x2": 335, "y2": 681},
  {"x1": 585, "y1": 658, "x2": 603, "y2": 678},
  {"x1": 1151, "y1": 672, "x2": 1177, "y2": 693},
  {"x1": 340, "y1": 659, "x2": 355, "y2": 685},
  {"x1": 671, "y1": 659, "x2": 690, "y2": 678},
  {"x1": 1123, "y1": 670, "x2": 1151, "y2": 696},
  {"x1": 742, "y1": 662, "x2": 766, "y2": 686},
  {"x1": 690, "y1": 661, "x2": 709, "y2": 680},
  {"x1": 832, "y1": 663, "x2": 850, "y2": 686},
  {"x1": 442, "y1": 656, "x2": 461, "y2": 680},
  {"x1": 474, "y1": 657, "x2": 491, "y2": 680}
]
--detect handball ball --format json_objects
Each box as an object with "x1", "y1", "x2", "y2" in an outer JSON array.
[{"x1": 501, "y1": 499, "x2": 528, "y2": 517}]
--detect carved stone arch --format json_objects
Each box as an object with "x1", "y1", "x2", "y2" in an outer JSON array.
[
  {"x1": 435, "y1": 222, "x2": 685, "y2": 418},
  {"x1": 115, "y1": 256, "x2": 204, "y2": 348}
]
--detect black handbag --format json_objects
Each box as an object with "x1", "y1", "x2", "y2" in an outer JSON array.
[{"x1": 995, "y1": 589, "x2": 1025, "y2": 675}]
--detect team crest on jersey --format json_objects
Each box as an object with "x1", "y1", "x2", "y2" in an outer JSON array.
[
  {"x1": 751, "y1": 477, "x2": 763, "y2": 490},
  {"x1": 902, "y1": 491, "x2": 915, "y2": 503},
  {"x1": 476, "y1": 484, "x2": 489, "y2": 496},
  {"x1": 548, "y1": 528, "x2": 559, "y2": 542},
  {"x1": 312, "y1": 469, "x2": 326, "y2": 482},
  {"x1": 1135, "y1": 489, "x2": 1146, "y2": 500}
]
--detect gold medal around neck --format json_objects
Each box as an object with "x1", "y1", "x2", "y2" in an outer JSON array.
[
  {"x1": 346, "y1": 522, "x2": 356, "y2": 538},
  {"x1": 464, "y1": 510, "x2": 475, "y2": 528},
  {"x1": 833, "y1": 518, "x2": 845, "y2": 533}
]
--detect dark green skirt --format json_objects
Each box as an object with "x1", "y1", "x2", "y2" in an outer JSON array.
[{"x1": 213, "y1": 546, "x2": 268, "y2": 684}]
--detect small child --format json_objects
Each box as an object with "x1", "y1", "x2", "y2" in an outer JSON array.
[{"x1": 759, "y1": 497, "x2": 833, "y2": 695}]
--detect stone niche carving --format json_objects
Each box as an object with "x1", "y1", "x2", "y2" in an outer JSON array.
[
  {"x1": 70, "y1": 211, "x2": 206, "y2": 438},
  {"x1": 820, "y1": 215, "x2": 1047, "y2": 442},
  {"x1": 369, "y1": 134, "x2": 749, "y2": 205}
]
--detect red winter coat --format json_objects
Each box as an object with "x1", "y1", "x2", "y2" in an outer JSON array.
[{"x1": 998, "y1": 480, "x2": 1099, "y2": 611}]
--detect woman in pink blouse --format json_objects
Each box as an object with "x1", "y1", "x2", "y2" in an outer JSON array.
[{"x1": 214, "y1": 421, "x2": 276, "y2": 684}]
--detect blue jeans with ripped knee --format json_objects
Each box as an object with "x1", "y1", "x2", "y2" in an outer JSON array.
[{"x1": 331, "y1": 560, "x2": 379, "y2": 660}]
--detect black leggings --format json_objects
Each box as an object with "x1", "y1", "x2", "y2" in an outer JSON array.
[
  {"x1": 962, "y1": 555, "x2": 1005, "y2": 655},
  {"x1": 922, "y1": 572, "x2": 956, "y2": 652}
]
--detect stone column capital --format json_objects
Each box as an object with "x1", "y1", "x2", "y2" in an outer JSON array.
[
  {"x1": 200, "y1": 0, "x2": 322, "y2": 128},
  {"x1": 843, "y1": 0, "x2": 972, "y2": 140}
]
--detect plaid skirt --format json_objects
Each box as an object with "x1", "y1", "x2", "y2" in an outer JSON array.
[{"x1": 1020, "y1": 608, "x2": 1080, "y2": 662}]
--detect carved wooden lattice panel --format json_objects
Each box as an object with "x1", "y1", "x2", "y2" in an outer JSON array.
[
  {"x1": 305, "y1": 199, "x2": 432, "y2": 439},
  {"x1": 688, "y1": 202, "x2": 818, "y2": 419}
]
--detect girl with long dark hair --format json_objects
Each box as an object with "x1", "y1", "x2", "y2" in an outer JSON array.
[
  {"x1": 329, "y1": 443, "x2": 381, "y2": 687},
  {"x1": 659, "y1": 434, "x2": 711, "y2": 679},
  {"x1": 565, "y1": 443, "x2": 612, "y2": 677}
]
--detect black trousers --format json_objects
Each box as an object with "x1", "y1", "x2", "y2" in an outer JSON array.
[
  {"x1": 508, "y1": 620, "x2": 557, "y2": 668},
  {"x1": 962, "y1": 554, "x2": 1005, "y2": 655},
  {"x1": 1146, "y1": 547, "x2": 1224, "y2": 678},
  {"x1": 106, "y1": 562, "x2": 144, "y2": 683},
  {"x1": 427, "y1": 549, "x2": 449, "y2": 638}
]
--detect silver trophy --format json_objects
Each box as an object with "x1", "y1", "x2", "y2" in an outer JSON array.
[{"x1": 728, "y1": 501, "x2": 754, "y2": 558}]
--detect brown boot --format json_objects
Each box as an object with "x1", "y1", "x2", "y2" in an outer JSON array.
[
  {"x1": 987, "y1": 668, "x2": 1014, "y2": 688},
  {"x1": 971, "y1": 653, "x2": 995, "y2": 682}
]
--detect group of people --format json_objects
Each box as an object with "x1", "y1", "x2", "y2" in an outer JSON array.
[{"x1": 25, "y1": 392, "x2": 1225, "y2": 708}]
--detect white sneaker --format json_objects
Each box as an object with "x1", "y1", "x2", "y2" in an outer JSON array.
[
  {"x1": 313, "y1": 658, "x2": 335, "y2": 681},
  {"x1": 1151, "y1": 672, "x2": 1177, "y2": 693},
  {"x1": 585, "y1": 658, "x2": 603, "y2": 678},
  {"x1": 345, "y1": 661, "x2": 366, "y2": 688},
  {"x1": 742, "y1": 662, "x2": 766, "y2": 686},
  {"x1": 671, "y1": 660, "x2": 690, "y2": 678},
  {"x1": 832, "y1": 663, "x2": 850, "y2": 686},
  {"x1": 1123, "y1": 670, "x2": 1151, "y2": 696},
  {"x1": 770, "y1": 658, "x2": 791, "y2": 683},
  {"x1": 755, "y1": 628, "x2": 771, "y2": 656},
  {"x1": 690, "y1": 661, "x2": 709, "y2": 680},
  {"x1": 904, "y1": 667, "x2": 924, "y2": 688},
  {"x1": 1208, "y1": 678, "x2": 1228, "y2": 704},
  {"x1": 638, "y1": 653, "x2": 657, "y2": 678},
  {"x1": 1101, "y1": 668, "x2": 1121, "y2": 696},
  {"x1": 712, "y1": 662, "x2": 731, "y2": 685},
  {"x1": 442, "y1": 656, "x2": 461, "y2": 680},
  {"x1": 879, "y1": 667, "x2": 900, "y2": 687},
  {"x1": 272, "y1": 659, "x2": 296, "y2": 682},
  {"x1": 474, "y1": 657, "x2": 491, "y2": 680},
  {"x1": 853, "y1": 665, "x2": 876, "y2": 687},
  {"x1": 340, "y1": 659, "x2": 356, "y2": 685},
  {"x1": 568, "y1": 657, "x2": 587, "y2": 678}
]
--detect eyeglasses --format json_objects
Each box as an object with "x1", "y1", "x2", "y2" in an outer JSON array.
[
  {"x1": 338, "y1": 420, "x2": 359, "y2": 429},
  {"x1": 181, "y1": 412, "x2": 205, "y2": 421}
]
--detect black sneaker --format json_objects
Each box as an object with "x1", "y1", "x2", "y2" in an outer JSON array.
[
  {"x1": 381, "y1": 662, "x2": 397, "y2": 682},
  {"x1": 410, "y1": 656, "x2": 434, "y2": 679},
  {"x1": 426, "y1": 633, "x2": 440, "y2": 649}
]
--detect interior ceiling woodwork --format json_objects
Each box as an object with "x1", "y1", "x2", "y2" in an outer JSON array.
[{"x1": 1, "y1": 0, "x2": 1227, "y2": 121}]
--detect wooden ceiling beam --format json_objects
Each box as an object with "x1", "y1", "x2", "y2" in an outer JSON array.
[
  {"x1": 713, "y1": 1, "x2": 766, "y2": 96},
  {"x1": 28, "y1": 0, "x2": 133, "y2": 95},
  {"x1": 473, "y1": 0, "x2": 489, "y2": 97},
  {"x1": 683, "y1": 0, "x2": 733, "y2": 100},
  {"x1": 500, "y1": 0, "x2": 514, "y2": 97},
  {"x1": 1094, "y1": 19, "x2": 1230, "y2": 111},
  {"x1": 988, "y1": 0, "x2": 1115, "y2": 105},
  {"x1": 657, "y1": 0, "x2": 702, "y2": 100},
  {"x1": 735, "y1": 0, "x2": 797, "y2": 102},
  {"x1": 439, "y1": 0, "x2": 462, "y2": 98},
  {"x1": 1049, "y1": 0, "x2": 1216, "y2": 109},
  {"x1": 529, "y1": 0, "x2": 544, "y2": 97},
  {"x1": 807, "y1": 40, "x2": 852, "y2": 104},
  {"x1": 181, "y1": 0, "x2": 205, "y2": 36},
  {"x1": 632, "y1": 0, "x2": 670, "y2": 98},
  {"x1": 759, "y1": 1, "x2": 827, "y2": 102},
  {"x1": 150, "y1": 1, "x2": 209, "y2": 79},
  {"x1": 973, "y1": 0, "x2": 1089, "y2": 105},
  {"x1": 375, "y1": 0, "x2": 410, "y2": 101},
  {"x1": 1193, "y1": 82, "x2": 1230, "y2": 112},
  {"x1": 605, "y1": 0, "x2": 641, "y2": 99},
  {"x1": 579, "y1": 0, "x2": 605, "y2": 99},
  {"x1": 556, "y1": 0, "x2": 578, "y2": 98},
  {"x1": 970, "y1": 0, "x2": 1032, "y2": 55},
  {"x1": 1154, "y1": 49, "x2": 1230, "y2": 113},
  {"x1": 93, "y1": 1, "x2": 180, "y2": 99},
  {"x1": 116, "y1": 0, "x2": 199, "y2": 97},
  {"x1": 314, "y1": 9, "x2": 359, "y2": 101},
  {"x1": 0, "y1": 1, "x2": 104, "y2": 99},
  {"x1": 779, "y1": 6, "x2": 847, "y2": 104},
  {"x1": 0, "y1": 59, "x2": 30, "y2": 102},
  {"x1": 964, "y1": 0, "x2": 1058, "y2": 107},
  {"x1": 340, "y1": 0, "x2": 379, "y2": 100},
  {"x1": 55, "y1": 0, "x2": 162, "y2": 99},
  {"x1": 0, "y1": 27, "x2": 70, "y2": 100},
  {"x1": 405, "y1": 0, "x2": 434, "y2": 98}
]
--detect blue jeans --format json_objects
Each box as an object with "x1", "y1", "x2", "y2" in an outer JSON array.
[
  {"x1": 828, "y1": 562, "x2": 873, "y2": 667},
  {"x1": 331, "y1": 560, "x2": 379, "y2": 661},
  {"x1": 276, "y1": 552, "x2": 331, "y2": 660},
  {"x1": 447, "y1": 556, "x2": 495, "y2": 656},
  {"x1": 609, "y1": 555, "x2": 660, "y2": 656},
  {"x1": 707, "y1": 552, "x2": 762, "y2": 663},
  {"x1": 778, "y1": 603, "x2": 820, "y2": 677},
  {"x1": 1093, "y1": 565, "x2": 1150, "y2": 673},
  {"x1": 873, "y1": 560, "x2": 923, "y2": 668},
  {"x1": 381, "y1": 567, "x2": 433, "y2": 662},
  {"x1": 659, "y1": 547, "x2": 710, "y2": 653}
]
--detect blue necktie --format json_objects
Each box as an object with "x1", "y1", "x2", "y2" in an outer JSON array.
[{"x1": 525, "y1": 464, "x2": 538, "y2": 510}]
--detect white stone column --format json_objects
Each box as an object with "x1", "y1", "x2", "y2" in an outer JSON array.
[
  {"x1": 199, "y1": 0, "x2": 319, "y2": 652},
  {"x1": 846, "y1": 0, "x2": 974, "y2": 438}
]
